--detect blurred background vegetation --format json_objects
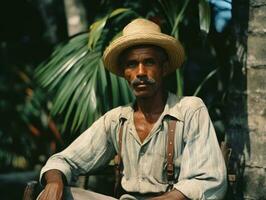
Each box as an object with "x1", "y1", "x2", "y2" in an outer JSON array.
[{"x1": 0, "y1": 0, "x2": 233, "y2": 197}]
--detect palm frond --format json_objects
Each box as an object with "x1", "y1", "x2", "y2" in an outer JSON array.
[
  {"x1": 35, "y1": 2, "x2": 212, "y2": 136},
  {"x1": 88, "y1": 8, "x2": 136, "y2": 50},
  {"x1": 35, "y1": 34, "x2": 89, "y2": 90},
  {"x1": 156, "y1": 0, "x2": 190, "y2": 96},
  {"x1": 171, "y1": 0, "x2": 189, "y2": 38},
  {"x1": 35, "y1": 9, "x2": 137, "y2": 134}
]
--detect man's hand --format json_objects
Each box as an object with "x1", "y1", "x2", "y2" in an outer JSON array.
[
  {"x1": 38, "y1": 169, "x2": 64, "y2": 200},
  {"x1": 38, "y1": 182, "x2": 63, "y2": 200},
  {"x1": 149, "y1": 189, "x2": 188, "y2": 200}
]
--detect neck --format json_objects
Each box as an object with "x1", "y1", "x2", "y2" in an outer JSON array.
[{"x1": 135, "y1": 90, "x2": 167, "y2": 115}]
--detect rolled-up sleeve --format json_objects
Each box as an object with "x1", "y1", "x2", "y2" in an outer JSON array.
[
  {"x1": 40, "y1": 113, "x2": 116, "y2": 184},
  {"x1": 174, "y1": 106, "x2": 227, "y2": 199}
]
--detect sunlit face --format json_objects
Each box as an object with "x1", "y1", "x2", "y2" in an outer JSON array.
[{"x1": 120, "y1": 46, "x2": 167, "y2": 98}]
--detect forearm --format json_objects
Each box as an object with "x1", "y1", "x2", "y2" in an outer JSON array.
[
  {"x1": 38, "y1": 169, "x2": 65, "y2": 200},
  {"x1": 149, "y1": 189, "x2": 188, "y2": 200},
  {"x1": 43, "y1": 169, "x2": 66, "y2": 185},
  {"x1": 171, "y1": 189, "x2": 188, "y2": 200}
]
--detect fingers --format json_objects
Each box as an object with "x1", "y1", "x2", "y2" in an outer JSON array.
[{"x1": 38, "y1": 183, "x2": 63, "y2": 200}]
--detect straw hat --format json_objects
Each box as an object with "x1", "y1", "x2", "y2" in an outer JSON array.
[{"x1": 103, "y1": 18, "x2": 185, "y2": 77}]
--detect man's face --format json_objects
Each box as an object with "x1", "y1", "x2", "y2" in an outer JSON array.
[{"x1": 121, "y1": 46, "x2": 167, "y2": 98}]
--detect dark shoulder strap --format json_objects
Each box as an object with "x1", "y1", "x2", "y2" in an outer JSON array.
[
  {"x1": 115, "y1": 118, "x2": 177, "y2": 194},
  {"x1": 166, "y1": 119, "x2": 177, "y2": 191},
  {"x1": 117, "y1": 120, "x2": 124, "y2": 169},
  {"x1": 114, "y1": 119, "x2": 125, "y2": 197}
]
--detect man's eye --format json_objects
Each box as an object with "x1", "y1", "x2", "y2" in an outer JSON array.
[
  {"x1": 144, "y1": 59, "x2": 155, "y2": 66},
  {"x1": 126, "y1": 61, "x2": 137, "y2": 68}
]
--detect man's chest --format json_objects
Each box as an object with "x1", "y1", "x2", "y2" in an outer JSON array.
[
  {"x1": 115, "y1": 118, "x2": 185, "y2": 185},
  {"x1": 133, "y1": 112, "x2": 161, "y2": 143}
]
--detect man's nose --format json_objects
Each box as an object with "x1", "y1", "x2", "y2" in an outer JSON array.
[{"x1": 136, "y1": 63, "x2": 147, "y2": 77}]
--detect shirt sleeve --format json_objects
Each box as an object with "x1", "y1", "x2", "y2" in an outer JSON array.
[
  {"x1": 39, "y1": 113, "x2": 116, "y2": 185},
  {"x1": 174, "y1": 106, "x2": 227, "y2": 200}
]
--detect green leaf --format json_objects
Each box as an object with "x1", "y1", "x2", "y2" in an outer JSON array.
[
  {"x1": 51, "y1": 52, "x2": 100, "y2": 115},
  {"x1": 35, "y1": 10, "x2": 139, "y2": 135},
  {"x1": 117, "y1": 77, "x2": 132, "y2": 104},
  {"x1": 109, "y1": 73, "x2": 120, "y2": 107},
  {"x1": 193, "y1": 68, "x2": 218, "y2": 96},
  {"x1": 199, "y1": 0, "x2": 211, "y2": 33},
  {"x1": 35, "y1": 34, "x2": 89, "y2": 89},
  {"x1": 157, "y1": 0, "x2": 175, "y2": 27},
  {"x1": 171, "y1": 0, "x2": 189, "y2": 37},
  {"x1": 88, "y1": 8, "x2": 132, "y2": 50},
  {"x1": 97, "y1": 60, "x2": 110, "y2": 112},
  {"x1": 176, "y1": 69, "x2": 183, "y2": 97},
  {"x1": 88, "y1": 17, "x2": 108, "y2": 50},
  {"x1": 109, "y1": 8, "x2": 131, "y2": 18}
]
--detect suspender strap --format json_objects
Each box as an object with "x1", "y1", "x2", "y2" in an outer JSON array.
[
  {"x1": 166, "y1": 119, "x2": 177, "y2": 190},
  {"x1": 117, "y1": 121, "x2": 124, "y2": 168},
  {"x1": 114, "y1": 119, "x2": 125, "y2": 197},
  {"x1": 114, "y1": 118, "x2": 177, "y2": 194}
]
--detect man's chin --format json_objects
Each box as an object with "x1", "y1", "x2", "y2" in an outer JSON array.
[{"x1": 134, "y1": 91, "x2": 153, "y2": 99}]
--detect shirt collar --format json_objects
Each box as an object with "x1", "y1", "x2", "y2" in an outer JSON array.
[
  {"x1": 162, "y1": 92, "x2": 184, "y2": 121},
  {"x1": 119, "y1": 92, "x2": 184, "y2": 121}
]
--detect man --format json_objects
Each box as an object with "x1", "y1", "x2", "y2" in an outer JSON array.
[{"x1": 38, "y1": 18, "x2": 227, "y2": 200}]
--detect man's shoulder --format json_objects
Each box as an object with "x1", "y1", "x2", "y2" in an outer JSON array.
[
  {"x1": 179, "y1": 96, "x2": 205, "y2": 111},
  {"x1": 168, "y1": 93, "x2": 206, "y2": 114},
  {"x1": 104, "y1": 104, "x2": 132, "y2": 122},
  {"x1": 179, "y1": 96, "x2": 207, "y2": 122}
]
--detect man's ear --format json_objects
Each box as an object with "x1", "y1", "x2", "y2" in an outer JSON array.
[{"x1": 162, "y1": 61, "x2": 169, "y2": 76}]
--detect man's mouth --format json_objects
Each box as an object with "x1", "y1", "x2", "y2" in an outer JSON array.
[
  {"x1": 135, "y1": 82, "x2": 148, "y2": 87},
  {"x1": 131, "y1": 77, "x2": 156, "y2": 87}
]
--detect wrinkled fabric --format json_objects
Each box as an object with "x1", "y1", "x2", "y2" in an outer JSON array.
[
  {"x1": 37, "y1": 187, "x2": 117, "y2": 200},
  {"x1": 40, "y1": 93, "x2": 227, "y2": 199}
]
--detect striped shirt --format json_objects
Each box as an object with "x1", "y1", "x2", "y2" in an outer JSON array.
[{"x1": 40, "y1": 93, "x2": 227, "y2": 199}]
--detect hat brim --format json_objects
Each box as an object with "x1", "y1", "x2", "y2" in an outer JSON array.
[{"x1": 103, "y1": 32, "x2": 185, "y2": 77}]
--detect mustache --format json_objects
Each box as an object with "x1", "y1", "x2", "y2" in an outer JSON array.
[{"x1": 130, "y1": 76, "x2": 156, "y2": 86}]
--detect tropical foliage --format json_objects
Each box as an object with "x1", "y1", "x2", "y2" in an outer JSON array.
[
  {"x1": 0, "y1": 0, "x2": 232, "y2": 172},
  {"x1": 0, "y1": 0, "x2": 67, "y2": 171},
  {"x1": 0, "y1": 66, "x2": 63, "y2": 171},
  {"x1": 35, "y1": 0, "x2": 212, "y2": 137}
]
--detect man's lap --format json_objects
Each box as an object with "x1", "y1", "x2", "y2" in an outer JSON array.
[
  {"x1": 37, "y1": 187, "x2": 144, "y2": 200},
  {"x1": 37, "y1": 187, "x2": 117, "y2": 200}
]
